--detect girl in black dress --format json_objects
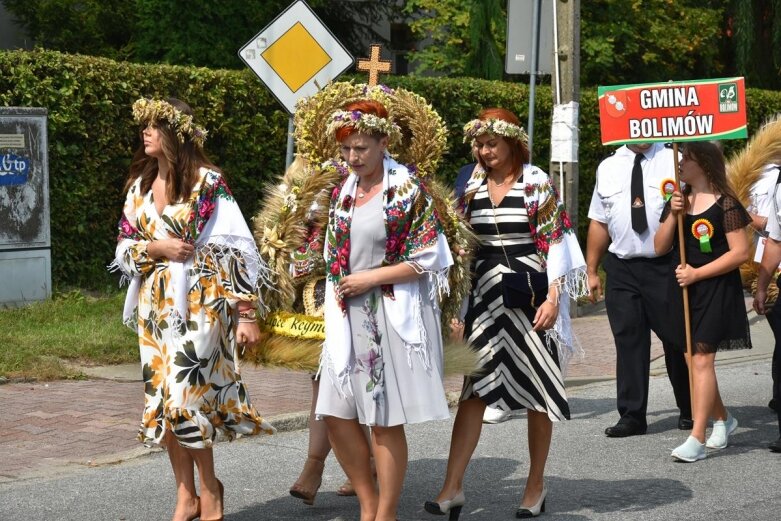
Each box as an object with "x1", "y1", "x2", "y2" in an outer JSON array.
[{"x1": 655, "y1": 141, "x2": 752, "y2": 462}]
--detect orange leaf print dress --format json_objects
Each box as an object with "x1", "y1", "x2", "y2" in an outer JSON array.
[{"x1": 113, "y1": 168, "x2": 274, "y2": 448}]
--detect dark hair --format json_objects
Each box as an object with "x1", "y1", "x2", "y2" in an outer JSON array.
[
  {"x1": 124, "y1": 97, "x2": 219, "y2": 202},
  {"x1": 681, "y1": 141, "x2": 739, "y2": 202},
  {"x1": 474, "y1": 107, "x2": 530, "y2": 174},
  {"x1": 334, "y1": 99, "x2": 389, "y2": 142}
]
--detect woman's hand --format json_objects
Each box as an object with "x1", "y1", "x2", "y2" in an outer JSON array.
[
  {"x1": 532, "y1": 299, "x2": 559, "y2": 331},
  {"x1": 236, "y1": 320, "x2": 260, "y2": 348},
  {"x1": 675, "y1": 263, "x2": 699, "y2": 287},
  {"x1": 449, "y1": 317, "x2": 465, "y2": 343},
  {"x1": 670, "y1": 191, "x2": 684, "y2": 214},
  {"x1": 753, "y1": 289, "x2": 769, "y2": 315},
  {"x1": 338, "y1": 271, "x2": 377, "y2": 299},
  {"x1": 148, "y1": 238, "x2": 194, "y2": 262}
]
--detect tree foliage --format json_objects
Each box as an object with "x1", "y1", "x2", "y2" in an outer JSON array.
[
  {"x1": 466, "y1": 0, "x2": 504, "y2": 80},
  {"x1": 1, "y1": 0, "x2": 401, "y2": 69},
  {"x1": 580, "y1": 0, "x2": 723, "y2": 85},
  {"x1": 403, "y1": 0, "x2": 505, "y2": 78},
  {"x1": 733, "y1": 0, "x2": 781, "y2": 89},
  {"x1": 1, "y1": 0, "x2": 136, "y2": 59}
]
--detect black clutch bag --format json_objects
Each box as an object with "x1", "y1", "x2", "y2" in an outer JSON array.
[{"x1": 502, "y1": 271, "x2": 549, "y2": 309}]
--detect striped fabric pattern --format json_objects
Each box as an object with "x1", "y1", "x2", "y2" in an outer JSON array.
[{"x1": 460, "y1": 182, "x2": 571, "y2": 421}]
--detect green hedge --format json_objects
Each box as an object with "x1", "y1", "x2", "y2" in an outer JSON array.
[{"x1": 2, "y1": 50, "x2": 781, "y2": 288}]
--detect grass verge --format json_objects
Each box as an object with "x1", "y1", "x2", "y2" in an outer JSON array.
[{"x1": 0, "y1": 290, "x2": 137, "y2": 381}]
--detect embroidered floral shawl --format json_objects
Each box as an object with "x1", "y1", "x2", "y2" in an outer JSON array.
[
  {"x1": 322, "y1": 154, "x2": 453, "y2": 393},
  {"x1": 460, "y1": 164, "x2": 589, "y2": 371},
  {"x1": 112, "y1": 168, "x2": 270, "y2": 330}
]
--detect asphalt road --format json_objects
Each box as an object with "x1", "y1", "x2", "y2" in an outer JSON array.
[{"x1": 1, "y1": 361, "x2": 779, "y2": 521}]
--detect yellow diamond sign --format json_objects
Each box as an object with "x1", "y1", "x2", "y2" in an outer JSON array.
[
  {"x1": 238, "y1": 0, "x2": 353, "y2": 115},
  {"x1": 261, "y1": 22, "x2": 331, "y2": 92}
]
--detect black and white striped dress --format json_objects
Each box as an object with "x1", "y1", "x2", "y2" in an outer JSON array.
[{"x1": 460, "y1": 180, "x2": 570, "y2": 421}]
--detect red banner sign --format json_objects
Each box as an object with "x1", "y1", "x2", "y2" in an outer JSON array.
[{"x1": 598, "y1": 77, "x2": 747, "y2": 145}]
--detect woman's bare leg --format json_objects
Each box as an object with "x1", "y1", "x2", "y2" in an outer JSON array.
[
  {"x1": 163, "y1": 430, "x2": 200, "y2": 521},
  {"x1": 291, "y1": 378, "x2": 330, "y2": 498},
  {"x1": 521, "y1": 410, "x2": 552, "y2": 507},
  {"x1": 326, "y1": 417, "x2": 377, "y2": 521},
  {"x1": 434, "y1": 397, "x2": 486, "y2": 502},
  {"x1": 691, "y1": 352, "x2": 719, "y2": 442},
  {"x1": 190, "y1": 445, "x2": 221, "y2": 520},
  {"x1": 372, "y1": 425, "x2": 407, "y2": 521}
]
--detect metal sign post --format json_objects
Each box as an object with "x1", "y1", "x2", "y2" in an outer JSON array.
[{"x1": 506, "y1": 0, "x2": 553, "y2": 162}]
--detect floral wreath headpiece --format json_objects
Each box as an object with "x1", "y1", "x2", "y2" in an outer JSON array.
[
  {"x1": 132, "y1": 98, "x2": 208, "y2": 147},
  {"x1": 463, "y1": 118, "x2": 528, "y2": 145},
  {"x1": 326, "y1": 109, "x2": 402, "y2": 146}
]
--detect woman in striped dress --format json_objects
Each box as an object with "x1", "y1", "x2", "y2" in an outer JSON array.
[{"x1": 425, "y1": 108, "x2": 587, "y2": 519}]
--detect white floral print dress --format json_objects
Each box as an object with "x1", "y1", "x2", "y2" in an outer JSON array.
[{"x1": 113, "y1": 167, "x2": 274, "y2": 449}]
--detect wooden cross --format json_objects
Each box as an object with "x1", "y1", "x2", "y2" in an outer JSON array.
[{"x1": 357, "y1": 44, "x2": 392, "y2": 86}]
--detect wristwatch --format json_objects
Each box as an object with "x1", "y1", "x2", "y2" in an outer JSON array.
[{"x1": 238, "y1": 308, "x2": 257, "y2": 320}]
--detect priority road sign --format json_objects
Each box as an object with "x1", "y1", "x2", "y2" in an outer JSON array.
[{"x1": 238, "y1": 0, "x2": 353, "y2": 115}]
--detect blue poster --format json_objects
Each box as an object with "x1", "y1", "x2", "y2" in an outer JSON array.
[{"x1": 0, "y1": 153, "x2": 30, "y2": 186}]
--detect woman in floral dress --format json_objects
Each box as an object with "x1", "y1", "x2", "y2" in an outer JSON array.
[
  {"x1": 315, "y1": 99, "x2": 453, "y2": 521},
  {"x1": 112, "y1": 98, "x2": 273, "y2": 521}
]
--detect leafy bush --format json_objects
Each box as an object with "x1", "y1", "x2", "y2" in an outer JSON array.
[{"x1": 1, "y1": 49, "x2": 778, "y2": 287}]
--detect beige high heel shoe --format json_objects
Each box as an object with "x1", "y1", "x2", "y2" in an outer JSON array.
[
  {"x1": 424, "y1": 491, "x2": 465, "y2": 520},
  {"x1": 289, "y1": 456, "x2": 325, "y2": 505},
  {"x1": 200, "y1": 479, "x2": 224, "y2": 521},
  {"x1": 516, "y1": 486, "x2": 547, "y2": 518}
]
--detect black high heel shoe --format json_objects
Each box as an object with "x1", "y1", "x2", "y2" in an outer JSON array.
[
  {"x1": 516, "y1": 487, "x2": 547, "y2": 518},
  {"x1": 424, "y1": 491, "x2": 465, "y2": 520}
]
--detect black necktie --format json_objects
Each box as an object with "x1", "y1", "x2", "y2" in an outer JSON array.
[{"x1": 631, "y1": 153, "x2": 648, "y2": 234}]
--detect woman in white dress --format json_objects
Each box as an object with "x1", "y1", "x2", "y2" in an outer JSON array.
[{"x1": 316, "y1": 99, "x2": 453, "y2": 521}]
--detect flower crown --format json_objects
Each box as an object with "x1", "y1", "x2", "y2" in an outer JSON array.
[
  {"x1": 132, "y1": 98, "x2": 208, "y2": 147},
  {"x1": 463, "y1": 118, "x2": 528, "y2": 144},
  {"x1": 326, "y1": 110, "x2": 402, "y2": 145}
]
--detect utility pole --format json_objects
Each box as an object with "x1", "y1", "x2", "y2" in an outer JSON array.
[
  {"x1": 550, "y1": 0, "x2": 581, "y2": 316},
  {"x1": 549, "y1": 0, "x2": 580, "y2": 231}
]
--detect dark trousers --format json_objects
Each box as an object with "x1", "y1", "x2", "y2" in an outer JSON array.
[
  {"x1": 765, "y1": 291, "x2": 781, "y2": 435},
  {"x1": 604, "y1": 253, "x2": 692, "y2": 428}
]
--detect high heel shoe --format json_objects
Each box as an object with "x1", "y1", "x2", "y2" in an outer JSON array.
[
  {"x1": 289, "y1": 456, "x2": 325, "y2": 505},
  {"x1": 183, "y1": 495, "x2": 200, "y2": 521},
  {"x1": 201, "y1": 479, "x2": 224, "y2": 521},
  {"x1": 516, "y1": 487, "x2": 547, "y2": 518},
  {"x1": 424, "y1": 491, "x2": 465, "y2": 520}
]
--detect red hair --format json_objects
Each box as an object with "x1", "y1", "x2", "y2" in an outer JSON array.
[
  {"x1": 475, "y1": 107, "x2": 530, "y2": 174},
  {"x1": 334, "y1": 99, "x2": 389, "y2": 142}
]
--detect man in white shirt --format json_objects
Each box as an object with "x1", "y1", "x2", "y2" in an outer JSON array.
[
  {"x1": 753, "y1": 171, "x2": 781, "y2": 452},
  {"x1": 587, "y1": 142, "x2": 692, "y2": 437}
]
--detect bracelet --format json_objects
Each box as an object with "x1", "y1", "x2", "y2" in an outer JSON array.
[
  {"x1": 238, "y1": 318, "x2": 257, "y2": 323},
  {"x1": 238, "y1": 308, "x2": 257, "y2": 319}
]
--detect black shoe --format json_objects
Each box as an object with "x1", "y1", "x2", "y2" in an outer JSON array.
[
  {"x1": 769, "y1": 399, "x2": 777, "y2": 412},
  {"x1": 605, "y1": 422, "x2": 647, "y2": 437},
  {"x1": 769, "y1": 437, "x2": 781, "y2": 453},
  {"x1": 678, "y1": 417, "x2": 694, "y2": 430}
]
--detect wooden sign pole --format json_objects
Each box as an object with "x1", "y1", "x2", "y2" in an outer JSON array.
[{"x1": 673, "y1": 142, "x2": 695, "y2": 406}]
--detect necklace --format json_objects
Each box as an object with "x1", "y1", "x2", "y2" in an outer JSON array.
[
  {"x1": 357, "y1": 178, "x2": 382, "y2": 198},
  {"x1": 490, "y1": 171, "x2": 516, "y2": 187}
]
